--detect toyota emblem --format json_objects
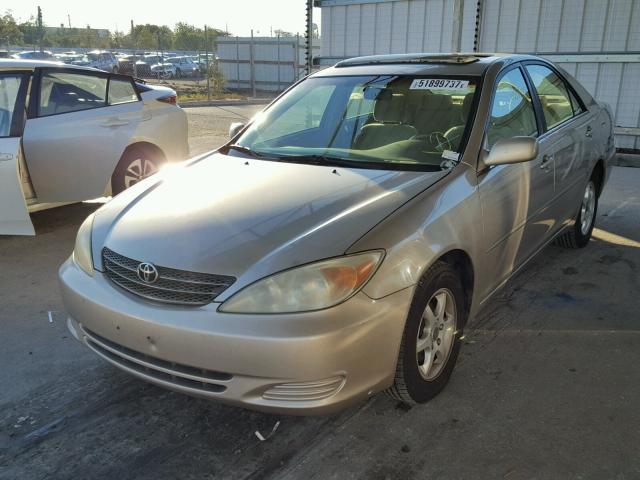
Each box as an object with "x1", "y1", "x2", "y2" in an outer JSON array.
[{"x1": 137, "y1": 262, "x2": 159, "y2": 283}]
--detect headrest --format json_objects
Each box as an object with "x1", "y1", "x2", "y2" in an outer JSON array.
[
  {"x1": 461, "y1": 92, "x2": 474, "y2": 121},
  {"x1": 373, "y1": 89, "x2": 407, "y2": 123}
]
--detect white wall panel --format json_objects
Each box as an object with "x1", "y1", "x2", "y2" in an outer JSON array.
[
  {"x1": 515, "y1": 0, "x2": 540, "y2": 52},
  {"x1": 390, "y1": 1, "x2": 410, "y2": 51},
  {"x1": 558, "y1": 0, "x2": 584, "y2": 51},
  {"x1": 345, "y1": 5, "x2": 362, "y2": 56},
  {"x1": 360, "y1": 4, "x2": 377, "y2": 55},
  {"x1": 375, "y1": 2, "x2": 394, "y2": 53},
  {"x1": 407, "y1": 1, "x2": 428, "y2": 51},
  {"x1": 495, "y1": 0, "x2": 519, "y2": 52},
  {"x1": 536, "y1": 0, "x2": 562, "y2": 52}
]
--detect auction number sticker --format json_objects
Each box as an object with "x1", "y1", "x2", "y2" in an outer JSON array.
[{"x1": 410, "y1": 79, "x2": 469, "y2": 90}]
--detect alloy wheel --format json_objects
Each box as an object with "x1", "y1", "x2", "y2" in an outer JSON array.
[
  {"x1": 416, "y1": 288, "x2": 457, "y2": 381},
  {"x1": 580, "y1": 181, "x2": 596, "y2": 235},
  {"x1": 124, "y1": 158, "x2": 158, "y2": 189}
]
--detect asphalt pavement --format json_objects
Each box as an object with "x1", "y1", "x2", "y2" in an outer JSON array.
[{"x1": 0, "y1": 106, "x2": 639, "y2": 479}]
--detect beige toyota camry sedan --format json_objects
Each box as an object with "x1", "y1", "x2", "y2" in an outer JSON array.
[{"x1": 59, "y1": 53, "x2": 614, "y2": 414}]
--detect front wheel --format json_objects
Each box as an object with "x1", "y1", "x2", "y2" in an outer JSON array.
[
  {"x1": 386, "y1": 261, "x2": 466, "y2": 405},
  {"x1": 111, "y1": 146, "x2": 163, "y2": 195},
  {"x1": 556, "y1": 178, "x2": 598, "y2": 249}
]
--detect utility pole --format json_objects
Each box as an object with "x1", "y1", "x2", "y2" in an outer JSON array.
[
  {"x1": 67, "y1": 14, "x2": 71, "y2": 29},
  {"x1": 205, "y1": 25, "x2": 211, "y2": 100},
  {"x1": 304, "y1": 0, "x2": 313, "y2": 75}
]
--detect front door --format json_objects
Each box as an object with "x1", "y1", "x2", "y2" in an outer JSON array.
[
  {"x1": 476, "y1": 66, "x2": 553, "y2": 299},
  {"x1": 0, "y1": 71, "x2": 34, "y2": 235},
  {"x1": 22, "y1": 69, "x2": 146, "y2": 202}
]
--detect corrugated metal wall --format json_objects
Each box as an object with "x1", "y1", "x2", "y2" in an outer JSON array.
[
  {"x1": 317, "y1": 0, "x2": 640, "y2": 148},
  {"x1": 478, "y1": 0, "x2": 640, "y2": 149}
]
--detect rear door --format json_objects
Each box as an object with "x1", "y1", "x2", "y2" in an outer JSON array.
[
  {"x1": 0, "y1": 71, "x2": 34, "y2": 235},
  {"x1": 22, "y1": 68, "x2": 147, "y2": 202},
  {"x1": 524, "y1": 63, "x2": 594, "y2": 228}
]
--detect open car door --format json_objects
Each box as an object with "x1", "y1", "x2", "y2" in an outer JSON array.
[
  {"x1": 0, "y1": 72, "x2": 34, "y2": 235},
  {"x1": 22, "y1": 69, "x2": 146, "y2": 202}
]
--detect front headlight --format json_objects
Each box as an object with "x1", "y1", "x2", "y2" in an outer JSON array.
[
  {"x1": 72, "y1": 213, "x2": 95, "y2": 276},
  {"x1": 219, "y1": 251, "x2": 384, "y2": 314}
]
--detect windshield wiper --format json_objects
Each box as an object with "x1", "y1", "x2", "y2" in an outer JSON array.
[
  {"x1": 277, "y1": 154, "x2": 386, "y2": 169},
  {"x1": 223, "y1": 144, "x2": 268, "y2": 159}
]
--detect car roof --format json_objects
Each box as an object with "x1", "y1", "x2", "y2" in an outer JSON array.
[
  {"x1": 315, "y1": 52, "x2": 541, "y2": 77},
  {"x1": 0, "y1": 59, "x2": 102, "y2": 72}
]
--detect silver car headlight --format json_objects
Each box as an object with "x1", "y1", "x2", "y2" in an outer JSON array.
[
  {"x1": 72, "y1": 213, "x2": 95, "y2": 276},
  {"x1": 219, "y1": 251, "x2": 384, "y2": 314}
]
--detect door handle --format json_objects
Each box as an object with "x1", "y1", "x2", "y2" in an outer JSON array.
[
  {"x1": 540, "y1": 154, "x2": 553, "y2": 171},
  {"x1": 100, "y1": 118, "x2": 130, "y2": 127},
  {"x1": 585, "y1": 126, "x2": 592, "y2": 137},
  {"x1": 0, "y1": 152, "x2": 14, "y2": 162}
]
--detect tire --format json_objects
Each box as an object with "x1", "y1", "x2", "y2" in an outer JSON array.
[
  {"x1": 176, "y1": 68, "x2": 182, "y2": 78},
  {"x1": 555, "y1": 176, "x2": 598, "y2": 249},
  {"x1": 111, "y1": 145, "x2": 164, "y2": 195},
  {"x1": 386, "y1": 261, "x2": 467, "y2": 405}
]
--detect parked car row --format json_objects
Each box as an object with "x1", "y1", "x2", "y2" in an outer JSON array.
[
  {"x1": 0, "y1": 59, "x2": 189, "y2": 235},
  {"x1": 6, "y1": 50, "x2": 206, "y2": 78}
]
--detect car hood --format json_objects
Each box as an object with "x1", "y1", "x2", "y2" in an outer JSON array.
[{"x1": 92, "y1": 153, "x2": 447, "y2": 298}]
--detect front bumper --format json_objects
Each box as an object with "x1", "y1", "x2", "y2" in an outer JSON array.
[{"x1": 59, "y1": 258, "x2": 413, "y2": 415}]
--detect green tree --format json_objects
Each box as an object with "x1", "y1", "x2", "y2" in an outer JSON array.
[
  {"x1": 173, "y1": 22, "x2": 202, "y2": 51},
  {"x1": 0, "y1": 10, "x2": 23, "y2": 46}
]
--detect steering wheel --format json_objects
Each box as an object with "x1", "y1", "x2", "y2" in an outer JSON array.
[{"x1": 428, "y1": 131, "x2": 453, "y2": 153}]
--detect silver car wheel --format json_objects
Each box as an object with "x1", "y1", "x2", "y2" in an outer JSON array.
[
  {"x1": 124, "y1": 158, "x2": 158, "y2": 189},
  {"x1": 416, "y1": 288, "x2": 457, "y2": 381},
  {"x1": 580, "y1": 181, "x2": 596, "y2": 235}
]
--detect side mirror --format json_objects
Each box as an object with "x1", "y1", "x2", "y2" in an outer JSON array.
[
  {"x1": 229, "y1": 122, "x2": 245, "y2": 139},
  {"x1": 483, "y1": 136, "x2": 539, "y2": 167}
]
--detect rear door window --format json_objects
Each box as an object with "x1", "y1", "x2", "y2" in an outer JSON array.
[
  {"x1": 38, "y1": 71, "x2": 107, "y2": 116},
  {"x1": 108, "y1": 77, "x2": 139, "y2": 105},
  {"x1": 525, "y1": 65, "x2": 574, "y2": 130}
]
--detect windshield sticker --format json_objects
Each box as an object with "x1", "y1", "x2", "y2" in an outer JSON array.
[
  {"x1": 410, "y1": 79, "x2": 470, "y2": 90},
  {"x1": 442, "y1": 150, "x2": 460, "y2": 161}
]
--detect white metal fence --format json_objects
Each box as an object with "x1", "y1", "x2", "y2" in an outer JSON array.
[
  {"x1": 217, "y1": 36, "x2": 321, "y2": 93},
  {"x1": 317, "y1": 0, "x2": 640, "y2": 149}
]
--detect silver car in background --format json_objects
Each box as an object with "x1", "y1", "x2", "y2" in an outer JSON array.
[
  {"x1": 59, "y1": 53, "x2": 614, "y2": 414},
  {"x1": 0, "y1": 60, "x2": 188, "y2": 235}
]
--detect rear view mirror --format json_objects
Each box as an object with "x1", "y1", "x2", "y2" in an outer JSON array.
[
  {"x1": 229, "y1": 122, "x2": 245, "y2": 138},
  {"x1": 483, "y1": 136, "x2": 539, "y2": 167}
]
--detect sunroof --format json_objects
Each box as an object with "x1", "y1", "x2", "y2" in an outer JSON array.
[{"x1": 336, "y1": 53, "x2": 489, "y2": 67}]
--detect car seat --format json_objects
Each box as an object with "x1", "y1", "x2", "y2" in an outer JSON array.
[
  {"x1": 354, "y1": 89, "x2": 416, "y2": 149},
  {"x1": 411, "y1": 92, "x2": 454, "y2": 135},
  {"x1": 443, "y1": 92, "x2": 475, "y2": 149}
]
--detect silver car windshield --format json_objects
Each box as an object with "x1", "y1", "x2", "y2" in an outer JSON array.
[{"x1": 234, "y1": 75, "x2": 478, "y2": 170}]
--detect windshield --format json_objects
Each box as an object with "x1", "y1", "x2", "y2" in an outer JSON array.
[{"x1": 233, "y1": 75, "x2": 478, "y2": 170}]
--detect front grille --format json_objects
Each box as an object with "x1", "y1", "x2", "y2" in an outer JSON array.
[
  {"x1": 83, "y1": 327, "x2": 232, "y2": 394},
  {"x1": 102, "y1": 247, "x2": 235, "y2": 306}
]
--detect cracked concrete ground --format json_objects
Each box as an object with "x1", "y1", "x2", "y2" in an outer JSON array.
[{"x1": 1, "y1": 106, "x2": 639, "y2": 479}]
